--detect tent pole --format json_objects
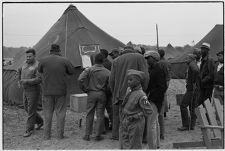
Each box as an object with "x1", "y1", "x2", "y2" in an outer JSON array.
[
  {"x1": 156, "y1": 24, "x2": 159, "y2": 50},
  {"x1": 65, "y1": 13, "x2": 68, "y2": 57}
]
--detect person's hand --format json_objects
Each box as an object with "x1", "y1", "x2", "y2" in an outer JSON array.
[{"x1": 20, "y1": 79, "x2": 27, "y2": 85}]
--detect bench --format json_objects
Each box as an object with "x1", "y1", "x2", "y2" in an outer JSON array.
[{"x1": 173, "y1": 98, "x2": 224, "y2": 149}]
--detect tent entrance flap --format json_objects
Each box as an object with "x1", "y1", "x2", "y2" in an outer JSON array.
[{"x1": 79, "y1": 44, "x2": 100, "y2": 68}]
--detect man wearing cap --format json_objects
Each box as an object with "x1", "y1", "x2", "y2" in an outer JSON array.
[
  {"x1": 109, "y1": 48, "x2": 120, "y2": 60},
  {"x1": 213, "y1": 51, "x2": 224, "y2": 105},
  {"x1": 197, "y1": 43, "x2": 215, "y2": 106},
  {"x1": 17, "y1": 49, "x2": 43, "y2": 137},
  {"x1": 120, "y1": 69, "x2": 152, "y2": 149},
  {"x1": 144, "y1": 50, "x2": 167, "y2": 148},
  {"x1": 38, "y1": 44, "x2": 74, "y2": 140},
  {"x1": 177, "y1": 54, "x2": 200, "y2": 131},
  {"x1": 109, "y1": 46, "x2": 149, "y2": 140}
]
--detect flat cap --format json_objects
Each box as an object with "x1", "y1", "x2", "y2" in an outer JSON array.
[
  {"x1": 51, "y1": 44, "x2": 61, "y2": 52},
  {"x1": 200, "y1": 42, "x2": 210, "y2": 50},
  {"x1": 109, "y1": 48, "x2": 119, "y2": 55},
  {"x1": 185, "y1": 54, "x2": 197, "y2": 62},
  {"x1": 127, "y1": 69, "x2": 145, "y2": 82},
  {"x1": 144, "y1": 50, "x2": 160, "y2": 61}
]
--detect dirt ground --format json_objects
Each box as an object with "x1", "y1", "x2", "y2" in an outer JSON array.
[{"x1": 3, "y1": 79, "x2": 204, "y2": 149}]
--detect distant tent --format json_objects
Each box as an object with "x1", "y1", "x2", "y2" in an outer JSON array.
[
  {"x1": 170, "y1": 24, "x2": 224, "y2": 79},
  {"x1": 3, "y1": 4, "x2": 125, "y2": 104}
]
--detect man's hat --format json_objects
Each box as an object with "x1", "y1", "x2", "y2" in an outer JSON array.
[
  {"x1": 51, "y1": 44, "x2": 61, "y2": 52},
  {"x1": 200, "y1": 42, "x2": 210, "y2": 50},
  {"x1": 109, "y1": 48, "x2": 119, "y2": 55},
  {"x1": 185, "y1": 54, "x2": 197, "y2": 63},
  {"x1": 216, "y1": 51, "x2": 224, "y2": 56},
  {"x1": 144, "y1": 50, "x2": 160, "y2": 61},
  {"x1": 127, "y1": 69, "x2": 145, "y2": 82}
]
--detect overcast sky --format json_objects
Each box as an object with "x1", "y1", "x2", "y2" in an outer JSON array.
[{"x1": 2, "y1": 2, "x2": 223, "y2": 47}]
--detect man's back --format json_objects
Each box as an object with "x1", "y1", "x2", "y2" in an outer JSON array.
[
  {"x1": 110, "y1": 53, "x2": 149, "y2": 103},
  {"x1": 38, "y1": 54, "x2": 74, "y2": 96}
]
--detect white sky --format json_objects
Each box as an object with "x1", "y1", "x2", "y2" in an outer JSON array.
[{"x1": 2, "y1": 2, "x2": 223, "y2": 47}]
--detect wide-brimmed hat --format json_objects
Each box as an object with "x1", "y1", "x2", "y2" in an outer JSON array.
[{"x1": 200, "y1": 42, "x2": 210, "y2": 50}]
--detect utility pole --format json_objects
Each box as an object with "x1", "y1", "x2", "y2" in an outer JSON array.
[{"x1": 156, "y1": 24, "x2": 159, "y2": 50}]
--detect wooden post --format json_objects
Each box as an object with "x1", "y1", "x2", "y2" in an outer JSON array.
[{"x1": 156, "y1": 24, "x2": 159, "y2": 50}]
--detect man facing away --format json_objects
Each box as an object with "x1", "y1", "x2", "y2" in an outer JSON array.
[
  {"x1": 109, "y1": 46, "x2": 149, "y2": 140},
  {"x1": 177, "y1": 54, "x2": 200, "y2": 131},
  {"x1": 17, "y1": 49, "x2": 43, "y2": 137},
  {"x1": 78, "y1": 53, "x2": 110, "y2": 141},
  {"x1": 157, "y1": 49, "x2": 171, "y2": 140},
  {"x1": 38, "y1": 44, "x2": 74, "y2": 140},
  {"x1": 197, "y1": 43, "x2": 215, "y2": 106}
]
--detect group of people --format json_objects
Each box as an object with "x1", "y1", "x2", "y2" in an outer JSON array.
[
  {"x1": 78, "y1": 45, "x2": 171, "y2": 149},
  {"x1": 177, "y1": 42, "x2": 224, "y2": 131},
  {"x1": 16, "y1": 41, "x2": 223, "y2": 149}
]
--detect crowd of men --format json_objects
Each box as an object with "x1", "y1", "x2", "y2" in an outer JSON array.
[{"x1": 16, "y1": 42, "x2": 223, "y2": 149}]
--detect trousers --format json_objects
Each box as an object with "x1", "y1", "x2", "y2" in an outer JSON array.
[
  {"x1": 112, "y1": 100, "x2": 122, "y2": 139},
  {"x1": 147, "y1": 102, "x2": 160, "y2": 149},
  {"x1": 180, "y1": 91, "x2": 197, "y2": 128},
  {"x1": 119, "y1": 116, "x2": 145, "y2": 149},
  {"x1": 42, "y1": 95, "x2": 67, "y2": 139},
  {"x1": 213, "y1": 87, "x2": 224, "y2": 105},
  {"x1": 23, "y1": 89, "x2": 43, "y2": 132},
  {"x1": 85, "y1": 91, "x2": 106, "y2": 136}
]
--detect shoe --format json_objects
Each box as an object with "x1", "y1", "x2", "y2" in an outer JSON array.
[
  {"x1": 110, "y1": 136, "x2": 119, "y2": 140},
  {"x1": 95, "y1": 135, "x2": 104, "y2": 141},
  {"x1": 36, "y1": 123, "x2": 43, "y2": 130},
  {"x1": 83, "y1": 135, "x2": 90, "y2": 141},
  {"x1": 190, "y1": 127, "x2": 195, "y2": 130},
  {"x1": 23, "y1": 130, "x2": 33, "y2": 137},
  {"x1": 177, "y1": 126, "x2": 189, "y2": 131}
]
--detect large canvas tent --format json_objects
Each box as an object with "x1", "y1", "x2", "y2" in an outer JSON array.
[
  {"x1": 3, "y1": 4, "x2": 125, "y2": 104},
  {"x1": 170, "y1": 24, "x2": 224, "y2": 79}
]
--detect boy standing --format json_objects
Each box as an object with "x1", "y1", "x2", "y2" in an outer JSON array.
[
  {"x1": 120, "y1": 69, "x2": 153, "y2": 149},
  {"x1": 78, "y1": 53, "x2": 110, "y2": 141}
]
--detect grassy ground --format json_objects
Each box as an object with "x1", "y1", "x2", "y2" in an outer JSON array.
[{"x1": 3, "y1": 79, "x2": 203, "y2": 149}]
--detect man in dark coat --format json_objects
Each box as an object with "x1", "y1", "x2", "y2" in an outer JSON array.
[
  {"x1": 197, "y1": 43, "x2": 215, "y2": 106},
  {"x1": 144, "y1": 50, "x2": 167, "y2": 147},
  {"x1": 214, "y1": 51, "x2": 224, "y2": 105},
  {"x1": 38, "y1": 44, "x2": 74, "y2": 140},
  {"x1": 177, "y1": 54, "x2": 200, "y2": 131},
  {"x1": 109, "y1": 46, "x2": 149, "y2": 140}
]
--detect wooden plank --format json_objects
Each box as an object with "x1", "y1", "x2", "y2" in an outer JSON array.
[
  {"x1": 198, "y1": 125, "x2": 224, "y2": 129},
  {"x1": 173, "y1": 139, "x2": 222, "y2": 149},
  {"x1": 213, "y1": 98, "x2": 223, "y2": 126},
  {"x1": 195, "y1": 105, "x2": 213, "y2": 148},
  {"x1": 204, "y1": 99, "x2": 221, "y2": 139},
  {"x1": 173, "y1": 141, "x2": 205, "y2": 148}
]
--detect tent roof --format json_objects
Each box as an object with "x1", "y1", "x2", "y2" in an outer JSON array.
[{"x1": 6, "y1": 4, "x2": 125, "y2": 70}]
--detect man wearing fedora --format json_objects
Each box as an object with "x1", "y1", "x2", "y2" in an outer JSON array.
[
  {"x1": 197, "y1": 42, "x2": 215, "y2": 106},
  {"x1": 38, "y1": 44, "x2": 74, "y2": 140}
]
